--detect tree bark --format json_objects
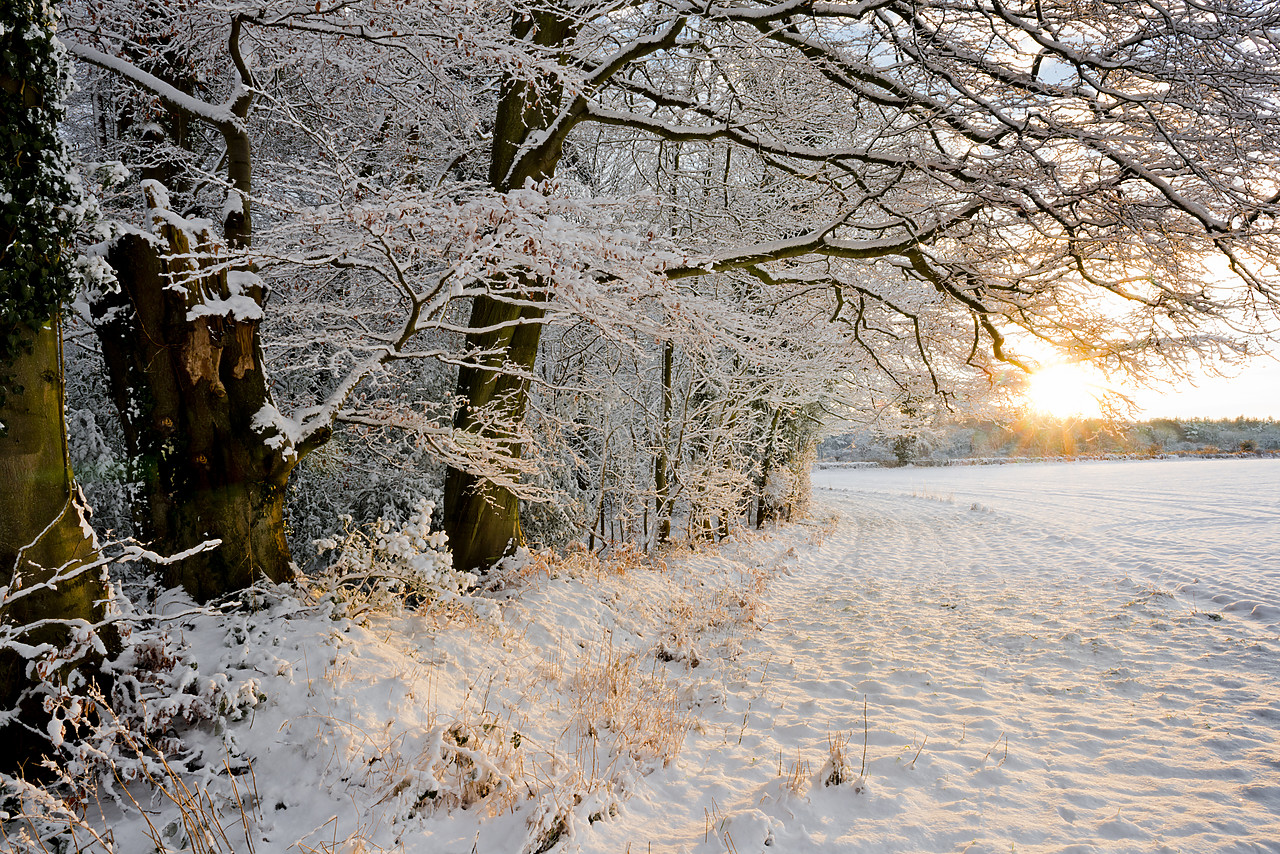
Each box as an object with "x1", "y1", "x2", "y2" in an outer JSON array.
[
  {"x1": 443, "y1": 292, "x2": 547, "y2": 571},
  {"x1": 97, "y1": 190, "x2": 294, "y2": 601},
  {"x1": 654, "y1": 339, "x2": 674, "y2": 544},
  {"x1": 0, "y1": 318, "x2": 111, "y2": 772},
  {"x1": 756, "y1": 407, "x2": 783, "y2": 527},
  {"x1": 442, "y1": 11, "x2": 571, "y2": 572}
]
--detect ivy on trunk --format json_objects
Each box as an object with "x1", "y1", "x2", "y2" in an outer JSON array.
[{"x1": 0, "y1": 0, "x2": 115, "y2": 772}]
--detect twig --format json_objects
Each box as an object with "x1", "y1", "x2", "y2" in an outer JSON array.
[
  {"x1": 982, "y1": 731, "x2": 1006, "y2": 764},
  {"x1": 860, "y1": 697, "x2": 869, "y2": 778},
  {"x1": 908, "y1": 735, "x2": 927, "y2": 770}
]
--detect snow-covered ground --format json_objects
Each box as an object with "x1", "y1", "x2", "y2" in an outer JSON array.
[
  {"x1": 18, "y1": 460, "x2": 1280, "y2": 853},
  {"x1": 588, "y1": 459, "x2": 1280, "y2": 853},
  {"x1": 817, "y1": 457, "x2": 1280, "y2": 620}
]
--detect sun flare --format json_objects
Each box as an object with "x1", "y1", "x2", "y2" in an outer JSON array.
[{"x1": 1025, "y1": 364, "x2": 1105, "y2": 418}]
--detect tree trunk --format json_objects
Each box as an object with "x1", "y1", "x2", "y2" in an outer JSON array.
[
  {"x1": 591, "y1": 408, "x2": 612, "y2": 552},
  {"x1": 97, "y1": 188, "x2": 294, "y2": 601},
  {"x1": 756, "y1": 407, "x2": 783, "y2": 527},
  {"x1": 442, "y1": 11, "x2": 571, "y2": 572},
  {"x1": 443, "y1": 292, "x2": 546, "y2": 571},
  {"x1": 654, "y1": 339, "x2": 674, "y2": 544},
  {"x1": 0, "y1": 318, "x2": 111, "y2": 772}
]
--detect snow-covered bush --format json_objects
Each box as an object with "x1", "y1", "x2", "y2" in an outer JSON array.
[
  {"x1": 105, "y1": 622, "x2": 266, "y2": 756},
  {"x1": 311, "y1": 497, "x2": 474, "y2": 615},
  {"x1": 0, "y1": 551, "x2": 269, "y2": 852},
  {"x1": 381, "y1": 716, "x2": 526, "y2": 819},
  {"x1": 783, "y1": 438, "x2": 817, "y2": 519},
  {"x1": 285, "y1": 431, "x2": 448, "y2": 571}
]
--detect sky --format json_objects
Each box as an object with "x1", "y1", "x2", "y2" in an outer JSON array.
[
  {"x1": 1123, "y1": 357, "x2": 1280, "y2": 420},
  {"x1": 1021, "y1": 350, "x2": 1280, "y2": 421}
]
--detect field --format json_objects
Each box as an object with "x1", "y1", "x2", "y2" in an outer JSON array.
[{"x1": 586, "y1": 460, "x2": 1280, "y2": 852}]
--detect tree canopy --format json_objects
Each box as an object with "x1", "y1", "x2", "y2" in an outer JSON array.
[{"x1": 42, "y1": 0, "x2": 1280, "y2": 583}]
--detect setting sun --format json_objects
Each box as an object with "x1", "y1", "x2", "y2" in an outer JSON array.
[{"x1": 1025, "y1": 363, "x2": 1106, "y2": 418}]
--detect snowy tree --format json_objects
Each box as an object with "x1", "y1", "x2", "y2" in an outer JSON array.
[
  {"x1": 61, "y1": 0, "x2": 685, "y2": 577},
  {"x1": 61, "y1": 4, "x2": 480, "y2": 597},
  {"x1": 57, "y1": 0, "x2": 1280, "y2": 579},
  {"x1": 428, "y1": 0, "x2": 1280, "y2": 567},
  {"x1": 0, "y1": 0, "x2": 113, "y2": 771},
  {"x1": 61, "y1": 10, "x2": 302, "y2": 599}
]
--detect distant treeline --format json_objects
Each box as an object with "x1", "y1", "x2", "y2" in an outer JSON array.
[{"x1": 819, "y1": 417, "x2": 1280, "y2": 466}]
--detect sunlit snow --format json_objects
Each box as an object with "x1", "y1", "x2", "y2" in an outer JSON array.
[
  {"x1": 76, "y1": 460, "x2": 1280, "y2": 853},
  {"x1": 587, "y1": 459, "x2": 1280, "y2": 852}
]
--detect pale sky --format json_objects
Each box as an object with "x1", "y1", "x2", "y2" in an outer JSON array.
[
  {"x1": 1124, "y1": 358, "x2": 1280, "y2": 420},
  {"x1": 1020, "y1": 337, "x2": 1280, "y2": 421}
]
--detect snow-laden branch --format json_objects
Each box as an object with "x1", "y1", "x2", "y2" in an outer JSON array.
[
  {"x1": 3, "y1": 539, "x2": 223, "y2": 613},
  {"x1": 63, "y1": 41, "x2": 243, "y2": 133},
  {"x1": 664, "y1": 202, "x2": 984, "y2": 279}
]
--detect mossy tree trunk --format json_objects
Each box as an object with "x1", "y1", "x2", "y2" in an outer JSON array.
[
  {"x1": 97, "y1": 188, "x2": 296, "y2": 602},
  {"x1": 443, "y1": 292, "x2": 547, "y2": 571},
  {"x1": 0, "y1": 0, "x2": 115, "y2": 773},
  {"x1": 68, "y1": 13, "x2": 281, "y2": 602},
  {"x1": 443, "y1": 11, "x2": 688, "y2": 570},
  {"x1": 0, "y1": 320, "x2": 110, "y2": 772},
  {"x1": 442, "y1": 11, "x2": 571, "y2": 573}
]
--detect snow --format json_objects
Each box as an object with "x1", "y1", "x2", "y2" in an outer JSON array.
[
  {"x1": 42, "y1": 460, "x2": 1280, "y2": 852},
  {"x1": 814, "y1": 458, "x2": 1280, "y2": 618},
  {"x1": 587, "y1": 460, "x2": 1280, "y2": 853},
  {"x1": 251, "y1": 403, "x2": 303, "y2": 456},
  {"x1": 188, "y1": 268, "x2": 267, "y2": 323},
  {"x1": 185, "y1": 294, "x2": 264, "y2": 322},
  {"x1": 140, "y1": 179, "x2": 217, "y2": 242},
  {"x1": 221, "y1": 189, "x2": 245, "y2": 224}
]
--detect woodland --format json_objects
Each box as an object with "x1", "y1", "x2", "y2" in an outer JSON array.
[
  {"x1": 4, "y1": 0, "x2": 1280, "y2": 810},
  {"x1": 822, "y1": 415, "x2": 1280, "y2": 463}
]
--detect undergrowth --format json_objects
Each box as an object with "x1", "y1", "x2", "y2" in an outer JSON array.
[{"x1": 2, "y1": 518, "x2": 786, "y2": 854}]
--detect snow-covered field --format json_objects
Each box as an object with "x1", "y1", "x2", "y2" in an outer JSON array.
[
  {"x1": 18, "y1": 460, "x2": 1280, "y2": 853},
  {"x1": 816, "y1": 458, "x2": 1280, "y2": 620},
  {"x1": 590, "y1": 459, "x2": 1280, "y2": 853}
]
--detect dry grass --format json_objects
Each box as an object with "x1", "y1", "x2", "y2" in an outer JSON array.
[
  {"x1": 564, "y1": 643, "x2": 690, "y2": 772},
  {"x1": 397, "y1": 716, "x2": 527, "y2": 817},
  {"x1": 804, "y1": 514, "x2": 840, "y2": 546},
  {"x1": 293, "y1": 812, "x2": 395, "y2": 854},
  {"x1": 356, "y1": 594, "x2": 692, "y2": 840},
  {"x1": 782, "y1": 752, "x2": 812, "y2": 797},
  {"x1": 1, "y1": 741, "x2": 265, "y2": 854},
  {"x1": 512, "y1": 543, "x2": 665, "y2": 585},
  {"x1": 0, "y1": 776, "x2": 117, "y2": 854},
  {"x1": 4, "y1": 517, "x2": 791, "y2": 854},
  {"x1": 820, "y1": 727, "x2": 867, "y2": 794},
  {"x1": 822, "y1": 732, "x2": 851, "y2": 788}
]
